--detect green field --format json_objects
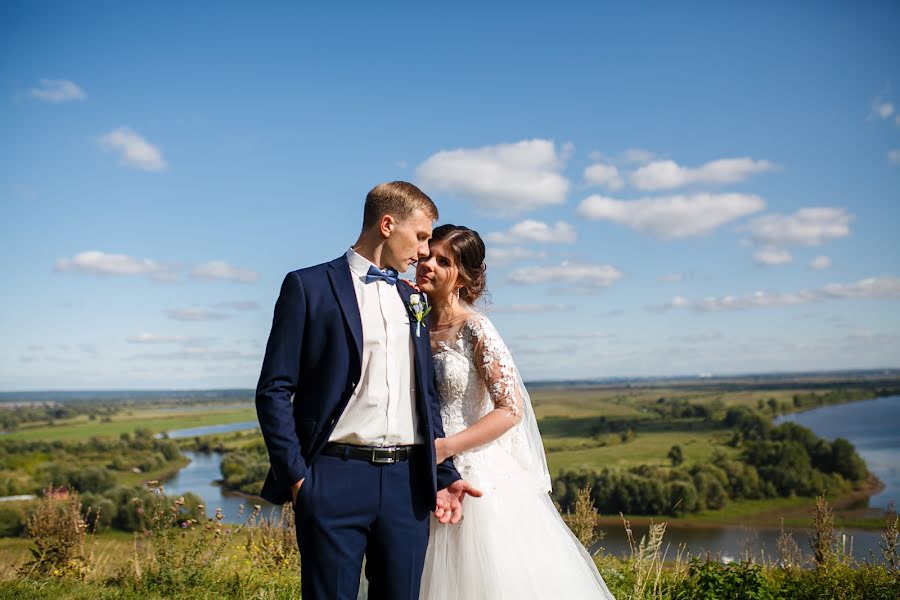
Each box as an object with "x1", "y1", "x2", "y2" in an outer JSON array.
[{"x1": 1, "y1": 406, "x2": 257, "y2": 442}]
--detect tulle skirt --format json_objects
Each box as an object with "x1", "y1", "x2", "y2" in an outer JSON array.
[{"x1": 419, "y1": 445, "x2": 615, "y2": 600}]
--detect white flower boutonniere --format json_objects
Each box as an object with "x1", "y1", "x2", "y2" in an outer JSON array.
[{"x1": 407, "y1": 293, "x2": 432, "y2": 338}]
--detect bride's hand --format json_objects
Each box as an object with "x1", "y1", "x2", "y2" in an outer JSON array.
[{"x1": 434, "y1": 437, "x2": 453, "y2": 464}]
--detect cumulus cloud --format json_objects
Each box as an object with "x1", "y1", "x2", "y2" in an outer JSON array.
[
  {"x1": 488, "y1": 303, "x2": 575, "y2": 314},
  {"x1": 507, "y1": 261, "x2": 623, "y2": 289},
  {"x1": 577, "y1": 192, "x2": 765, "y2": 239},
  {"x1": 485, "y1": 246, "x2": 547, "y2": 266},
  {"x1": 486, "y1": 220, "x2": 576, "y2": 245},
  {"x1": 630, "y1": 157, "x2": 777, "y2": 191},
  {"x1": 583, "y1": 163, "x2": 624, "y2": 191},
  {"x1": 741, "y1": 207, "x2": 853, "y2": 247},
  {"x1": 28, "y1": 78, "x2": 87, "y2": 103},
  {"x1": 54, "y1": 250, "x2": 178, "y2": 281},
  {"x1": 661, "y1": 275, "x2": 900, "y2": 312},
  {"x1": 889, "y1": 150, "x2": 900, "y2": 165},
  {"x1": 99, "y1": 127, "x2": 167, "y2": 172},
  {"x1": 753, "y1": 246, "x2": 792, "y2": 266},
  {"x1": 810, "y1": 255, "x2": 832, "y2": 270},
  {"x1": 191, "y1": 261, "x2": 259, "y2": 283},
  {"x1": 415, "y1": 139, "x2": 570, "y2": 214},
  {"x1": 164, "y1": 307, "x2": 232, "y2": 321}
]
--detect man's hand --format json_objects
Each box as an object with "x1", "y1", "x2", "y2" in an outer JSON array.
[
  {"x1": 434, "y1": 479, "x2": 482, "y2": 524},
  {"x1": 290, "y1": 478, "x2": 304, "y2": 506}
]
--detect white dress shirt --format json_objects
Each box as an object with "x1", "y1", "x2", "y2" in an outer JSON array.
[{"x1": 328, "y1": 248, "x2": 422, "y2": 446}]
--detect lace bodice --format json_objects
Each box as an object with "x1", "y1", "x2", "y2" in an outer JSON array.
[{"x1": 432, "y1": 314, "x2": 528, "y2": 479}]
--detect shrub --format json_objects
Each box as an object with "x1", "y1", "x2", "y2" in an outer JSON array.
[{"x1": 18, "y1": 489, "x2": 94, "y2": 579}]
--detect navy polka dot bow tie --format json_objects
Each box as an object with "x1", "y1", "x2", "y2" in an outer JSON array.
[{"x1": 365, "y1": 265, "x2": 399, "y2": 285}]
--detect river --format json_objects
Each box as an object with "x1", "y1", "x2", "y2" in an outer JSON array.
[{"x1": 161, "y1": 397, "x2": 898, "y2": 560}]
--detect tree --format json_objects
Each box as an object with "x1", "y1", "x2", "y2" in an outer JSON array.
[{"x1": 667, "y1": 445, "x2": 684, "y2": 467}]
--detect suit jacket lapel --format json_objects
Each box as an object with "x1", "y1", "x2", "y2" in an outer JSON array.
[{"x1": 327, "y1": 255, "x2": 363, "y2": 365}]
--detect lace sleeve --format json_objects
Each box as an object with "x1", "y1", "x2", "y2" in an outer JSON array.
[{"x1": 464, "y1": 315, "x2": 523, "y2": 417}]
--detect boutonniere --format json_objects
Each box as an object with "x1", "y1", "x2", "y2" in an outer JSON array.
[{"x1": 407, "y1": 293, "x2": 432, "y2": 338}]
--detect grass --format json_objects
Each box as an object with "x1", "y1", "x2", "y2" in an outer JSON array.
[
  {"x1": 545, "y1": 429, "x2": 737, "y2": 475},
  {"x1": 2, "y1": 406, "x2": 257, "y2": 442}
]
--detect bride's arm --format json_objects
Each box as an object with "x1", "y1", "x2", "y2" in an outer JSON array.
[{"x1": 435, "y1": 316, "x2": 524, "y2": 463}]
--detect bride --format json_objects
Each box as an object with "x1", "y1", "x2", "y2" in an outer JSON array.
[{"x1": 415, "y1": 224, "x2": 615, "y2": 599}]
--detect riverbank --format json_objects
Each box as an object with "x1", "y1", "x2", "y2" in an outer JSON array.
[{"x1": 595, "y1": 475, "x2": 888, "y2": 532}]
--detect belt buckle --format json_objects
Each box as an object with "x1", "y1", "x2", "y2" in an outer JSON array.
[{"x1": 371, "y1": 447, "x2": 396, "y2": 464}]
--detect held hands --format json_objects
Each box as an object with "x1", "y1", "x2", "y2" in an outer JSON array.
[{"x1": 434, "y1": 479, "x2": 482, "y2": 525}]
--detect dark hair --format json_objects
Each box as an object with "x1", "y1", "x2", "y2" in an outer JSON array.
[
  {"x1": 431, "y1": 224, "x2": 487, "y2": 304},
  {"x1": 362, "y1": 181, "x2": 438, "y2": 229}
]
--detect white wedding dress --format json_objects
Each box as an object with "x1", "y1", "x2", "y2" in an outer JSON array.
[{"x1": 419, "y1": 313, "x2": 615, "y2": 600}]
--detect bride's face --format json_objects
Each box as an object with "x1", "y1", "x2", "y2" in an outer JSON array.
[{"x1": 415, "y1": 240, "x2": 460, "y2": 300}]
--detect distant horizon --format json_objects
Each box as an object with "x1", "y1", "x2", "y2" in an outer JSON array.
[{"x1": 1, "y1": 366, "x2": 897, "y2": 396}]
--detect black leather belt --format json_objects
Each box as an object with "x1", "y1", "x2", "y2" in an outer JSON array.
[{"x1": 322, "y1": 443, "x2": 419, "y2": 464}]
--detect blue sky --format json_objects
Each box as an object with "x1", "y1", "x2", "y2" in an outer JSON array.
[{"x1": 2, "y1": 2, "x2": 899, "y2": 390}]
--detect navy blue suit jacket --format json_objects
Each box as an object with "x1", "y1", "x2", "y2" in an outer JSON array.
[{"x1": 255, "y1": 254, "x2": 461, "y2": 506}]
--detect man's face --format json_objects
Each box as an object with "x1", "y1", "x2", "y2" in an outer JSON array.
[{"x1": 382, "y1": 208, "x2": 433, "y2": 272}]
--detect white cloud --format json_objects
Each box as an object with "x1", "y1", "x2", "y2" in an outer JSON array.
[
  {"x1": 191, "y1": 261, "x2": 259, "y2": 283},
  {"x1": 658, "y1": 273, "x2": 682, "y2": 283},
  {"x1": 99, "y1": 127, "x2": 167, "y2": 172},
  {"x1": 28, "y1": 79, "x2": 87, "y2": 103},
  {"x1": 583, "y1": 163, "x2": 624, "y2": 191},
  {"x1": 753, "y1": 246, "x2": 792, "y2": 266},
  {"x1": 507, "y1": 261, "x2": 623, "y2": 289},
  {"x1": 810, "y1": 255, "x2": 832, "y2": 270},
  {"x1": 54, "y1": 250, "x2": 177, "y2": 281},
  {"x1": 577, "y1": 192, "x2": 765, "y2": 239},
  {"x1": 212, "y1": 300, "x2": 260, "y2": 310},
  {"x1": 741, "y1": 207, "x2": 852, "y2": 247},
  {"x1": 821, "y1": 276, "x2": 900, "y2": 299},
  {"x1": 870, "y1": 99, "x2": 895, "y2": 120},
  {"x1": 485, "y1": 246, "x2": 547, "y2": 266},
  {"x1": 663, "y1": 275, "x2": 900, "y2": 312},
  {"x1": 126, "y1": 333, "x2": 214, "y2": 344},
  {"x1": 488, "y1": 303, "x2": 575, "y2": 314},
  {"x1": 889, "y1": 150, "x2": 900, "y2": 165},
  {"x1": 630, "y1": 157, "x2": 777, "y2": 190},
  {"x1": 486, "y1": 220, "x2": 576, "y2": 245},
  {"x1": 165, "y1": 307, "x2": 232, "y2": 321},
  {"x1": 415, "y1": 139, "x2": 570, "y2": 214}
]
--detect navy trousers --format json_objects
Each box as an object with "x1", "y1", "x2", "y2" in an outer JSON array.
[{"x1": 293, "y1": 450, "x2": 431, "y2": 600}]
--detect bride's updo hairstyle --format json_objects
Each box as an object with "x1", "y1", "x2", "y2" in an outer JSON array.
[{"x1": 431, "y1": 224, "x2": 488, "y2": 304}]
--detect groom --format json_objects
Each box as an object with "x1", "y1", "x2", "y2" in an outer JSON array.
[{"x1": 256, "y1": 181, "x2": 480, "y2": 600}]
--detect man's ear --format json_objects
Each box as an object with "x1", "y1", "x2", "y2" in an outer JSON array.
[{"x1": 379, "y1": 214, "x2": 395, "y2": 238}]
